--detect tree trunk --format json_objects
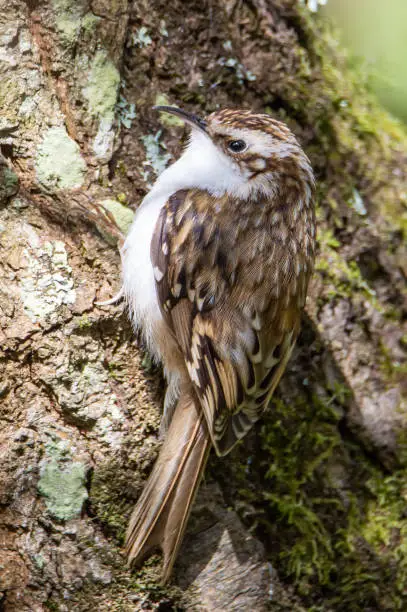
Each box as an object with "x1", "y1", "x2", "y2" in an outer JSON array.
[{"x1": 1, "y1": 1, "x2": 406, "y2": 610}]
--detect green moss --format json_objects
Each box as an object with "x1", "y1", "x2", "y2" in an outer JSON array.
[
  {"x1": 377, "y1": 339, "x2": 407, "y2": 388},
  {"x1": 316, "y1": 232, "x2": 378, "y2": 303},
  {"x1": 76, "y1": 314, "x2": 95, "y2": 330},
  {"x1": 224, "y1": 382, "x2": 407, "y2": 610},
  {"x1": 90, "y1": 460, "x2": 133, "y2": 543},
  {"x1": 358, "y1": 471, "x2": 407, "y2": 608},
  {"x1": 126, "y1": 559, "x2": 184, "y2": 601},
  {"x1": 83, "y1": 51, "x2": 120, "y2": 122},
  {"x1": 256, "y1": 395, "x2": 343, "y2": 590},
  {"x1": 35, "y1": 127, "x2": 86, "y2": 190},
  {"x1": 107, "y1": 361, "x2": 125, "y2": 382}
]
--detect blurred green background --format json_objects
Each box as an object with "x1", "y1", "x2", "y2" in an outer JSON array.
[{"x1": 321, "y1": 0, "x2": 407, "y2": 124}]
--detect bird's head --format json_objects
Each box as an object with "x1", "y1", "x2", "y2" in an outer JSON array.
[{"x1": 154, "y1": 106, "x2": 313, "y2": 200}]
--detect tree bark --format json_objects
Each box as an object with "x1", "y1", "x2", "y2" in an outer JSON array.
[{"x1": 0, "y1": 0, "x2": 406, "y2": 610}]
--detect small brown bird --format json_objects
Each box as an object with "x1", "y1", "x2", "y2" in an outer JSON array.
[{"x1": 122, "y1": 106, "x2": 316, "y2": 582}]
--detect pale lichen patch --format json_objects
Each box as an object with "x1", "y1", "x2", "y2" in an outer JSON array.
[
  {"x1": 51, "y1": 0, "x2": 99, "y2": 46},
  {"x1": 51, "y1": 0, "x2": 82, "y2": 44},
  {"x1": 37, "y1": 438, "x2": 88, "y2": 520},
  {"x1": 100, "y1": 198, "x2": 134, "y2": 235},
  {"x1": 35, "y1": 126, "x2": 86, "y2": 190},
  {"x1": 141, "y1": 130, "x2": 171, "y2": 184},
  {"x1": 131, "y1": 26, "x2": 152, "y2": 47},
  {"x1": 93, "y1": 117, "x2": 115, "y2": 160},
  {"x1": 83, "y1": 51, "x2": 120, "y2": 159},
  {"x1": 20, "y1": 240, "x2": 76, "y2": 324},
  {"x1": 83, "y1": 51, "x2": 120, "y2": 120}
]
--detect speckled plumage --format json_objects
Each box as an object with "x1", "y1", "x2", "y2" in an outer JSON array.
[
  {"x1": 122, "y1": 107, "x2": 316, "y2": 582},
  {"x1": 151, "y1": 183, "x2": 315, "y2": 454}
]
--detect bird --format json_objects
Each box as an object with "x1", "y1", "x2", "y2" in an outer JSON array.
[{"x1": 121, "y1": 105, "x2": 316, "y2": 583}]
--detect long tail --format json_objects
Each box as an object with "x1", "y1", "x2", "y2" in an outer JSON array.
[{"x1": 125, "y1": 391, "x2": 211, "y2": 583}]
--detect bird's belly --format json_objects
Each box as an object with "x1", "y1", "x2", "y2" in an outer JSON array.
[{"x1": 122, "y1": 194, "x2": 167, "y2": 360}]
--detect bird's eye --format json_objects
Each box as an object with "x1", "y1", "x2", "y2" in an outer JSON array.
[{"x1": 227, "y1": 139, "x2": 247, "y2": 153}]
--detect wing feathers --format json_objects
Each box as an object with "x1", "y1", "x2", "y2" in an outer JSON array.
[{"x1": 151, "y1": 189, "x2": 304, "y2": 456}]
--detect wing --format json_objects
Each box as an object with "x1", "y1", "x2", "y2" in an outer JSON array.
[{"x1": 151, "y1": 189, "x2": 306, "y2": 456}]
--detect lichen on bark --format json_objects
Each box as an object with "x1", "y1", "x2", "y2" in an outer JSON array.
[
  {"x1": 35, "y1": 127, "x2": 87, "y2": 190},
  {"x1": 37, "y1": 439, "x2": 88, "y2": 521}
]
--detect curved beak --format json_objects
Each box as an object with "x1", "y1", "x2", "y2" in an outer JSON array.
[{"x1": 153, "y1": 105, "x2": 207, "y2": 134}]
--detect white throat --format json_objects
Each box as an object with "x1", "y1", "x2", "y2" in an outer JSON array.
[{"x1": 144, "y1": 129, "x2": 273, "y2": 203}]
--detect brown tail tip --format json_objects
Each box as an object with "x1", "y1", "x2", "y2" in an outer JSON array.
[{"x1": 125, "y1": 392, "x2": 211, "y2": 582}]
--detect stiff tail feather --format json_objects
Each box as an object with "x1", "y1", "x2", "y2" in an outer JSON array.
[{"x1": 125, "y1": 391, "x2": 211, "y2": 583}]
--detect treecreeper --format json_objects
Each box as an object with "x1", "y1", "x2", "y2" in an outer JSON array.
[{"x1": 122, "y1": 106, "x2": 316, "y2": 583}]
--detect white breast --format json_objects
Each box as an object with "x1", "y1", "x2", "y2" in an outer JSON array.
[{"x1": 122, "y1": 190, "x2": 167, "y2": 360}]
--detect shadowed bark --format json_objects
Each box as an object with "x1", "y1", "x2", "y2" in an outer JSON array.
[{"x1": 0, "y1": 1, "x2": 406, "y2": 610}]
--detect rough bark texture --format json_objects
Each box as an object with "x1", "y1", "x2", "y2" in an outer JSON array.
[{"x1": 0, "y1": 0, "x2": 406, "y2": 610}]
